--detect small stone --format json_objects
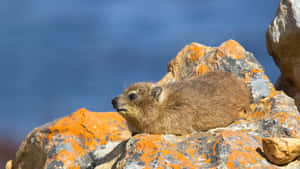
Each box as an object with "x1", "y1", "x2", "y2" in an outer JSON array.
[
  {"x1": 5, "y1": 160, "x2": 13, "y2": 169},
  {"x1": 262, "y1": 137, "x2": 300, "y2": 165}
]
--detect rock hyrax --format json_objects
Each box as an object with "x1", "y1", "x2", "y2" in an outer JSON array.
[{"x1": 112, "y1": 71, "x2": 251, "y2": 135}]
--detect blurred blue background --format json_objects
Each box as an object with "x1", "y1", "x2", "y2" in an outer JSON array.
[{"x1": 0, "y1": 0, "x2": 281, "y2": 164}]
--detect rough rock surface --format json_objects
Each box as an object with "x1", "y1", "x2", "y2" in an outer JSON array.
[
  {"x1": 266, "y1": 0, "x2": 300, "y2": 110},
  {"x1": 12, "y1": 109, "x2": 131, "y2": 169},
  {"x1": 11, "y1": 40, "x2": 300, "y2": 169},
  {"x1": 262, "y1": 137, "x2": 300, "y2": 165}
]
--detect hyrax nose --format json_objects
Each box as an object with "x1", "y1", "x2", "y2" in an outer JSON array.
[{"x1": 112, "y1": 96, "x2": 119, "y2": 108}]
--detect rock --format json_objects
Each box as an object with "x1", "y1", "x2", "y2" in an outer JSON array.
[
  {"x1": 262, "y1": 137, "x2": 300, "y2": 165},
  {"x1": 5, "y1": 160, "x2": 12, "y2": 169},
  {"x1": 117, "y1": 40, "x2": 300, "y2": 168},
  {"x1": 12, "y1": 40, "x2": 300, "y2": 168},
  {"x1": 13, "y1": 108, "x2": 131, "y2": 169},
  {"x1": 116, "y1": 131, "x2": 274, "y2": 169},
  {"x1": 266, "y1": 0, "x2": 300, "y2": 110}
]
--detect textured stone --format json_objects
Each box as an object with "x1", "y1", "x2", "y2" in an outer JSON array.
[
  {"x1": 262, "y1": 137, "x2": 300, "y2": 165},
  {"x1": 266, "y1": 0, "x2": 300, "y2": 110},
  {"x1": 12, "y1": 40, "x2": 300, "y2": 169},
  {"x1": 5, "y1": 160, "x2": 12, "y2": 169},
  {"x1": 116, "y1": 131, "x2": 276, "y2": 169},
  {"x1": 13, "y1": 108, "x2": 131, "y2": 169},
  {"x1": 117, "y1": 40, "x2": 300, "y2": 169}
]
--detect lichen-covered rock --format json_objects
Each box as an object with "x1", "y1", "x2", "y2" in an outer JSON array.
[
  {"x1": 160, "y1": 40, "x2": 270, "y2": 103},
  {"x1": 13, "y1": 108, "x2": 131, "y2": 169},
  {"x1": 116, "y1": 40, "x2": 300, "y2": 169},
  {"x1": 266, "y1": 0, "x2": 300, "y2": 110},
  {"x1": 116, "y1": 131, "x2": 276, "y2": 169},
  {"x1": 11, "y1": 40, "x2": 300, "y2": 169}
]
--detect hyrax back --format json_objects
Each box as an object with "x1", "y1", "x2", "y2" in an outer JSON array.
[{"x1": 112, "y1": 71, "x2": 251, "y2": 135}]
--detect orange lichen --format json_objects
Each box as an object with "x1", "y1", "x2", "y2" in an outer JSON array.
[
  {"x1": 240, "y1": 72, "x2": 252, "y2": 83},
  {"x1": 197, "y1": 64, "x2": 209, "y2": 75},
  {"x1": 205, "y1": 158, "x2": 211, "y2": 163},
  {"x1": 264, "y1": 75, "x2": 269, "y2": 79},
  {"x1": 268, "y1": 86, "x2": 278, "y2": 97},
  {"x1": 69, "y1": 139, "x2": 84, "y2": 155},
  {"x1": 48, "y1": 108, "x2": 130, "y2": 144},
  {"x1": 135, "y1": 135, "x2": 164, "y2": 167},
  {"x1": 250, "y1": 111, "x2": 264, "y2": 120},
  {"x1": 250, "y1": 68, "x2": 264, "y2": 77},
  {"x1": 219, "y1": 130, "x2": 269, "y2": 168},
  {"x1": 251, "y1": 68, "x2": 264, "y2": 74},
  {"x1": 185, "y1": 143, "x2": 199, "y2": 157},
  {"x1": 189, "y1": 44, "x2": 205, "y2": 62},
  {"x1": 135, "y1": 135, "x2": 163, "y2": 153},
  {"x1": 46, "y1": 108, "x2": 131, "y2": 166},
  {"x1": 55, "y1": 150, "x2": 78, "y2": 168},
  {"x1": 134, "y1": 134, "x2": 198, "y2": 168},
  {"x1": 217, "y1": 39, "x2": 245, "y2": 59},
  {"x1": 271, "y1": 112, "x2": 300, "y2": 137},
  {"x1": 212, "y1": 137, "x2": 221, "y2": 155},
  {"x1": 156, "y1": 166, "x2": 164, "y2": 169}
]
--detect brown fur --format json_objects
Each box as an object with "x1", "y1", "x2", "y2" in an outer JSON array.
[{"x1": 112, "y1": 71, "x2": 251, "y2": 135}]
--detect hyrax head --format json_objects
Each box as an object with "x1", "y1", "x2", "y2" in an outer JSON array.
[{"x1": 112, "y1": 82, "x2": 163, "y2": 128}]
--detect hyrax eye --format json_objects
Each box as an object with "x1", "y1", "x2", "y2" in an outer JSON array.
[{"x1": 128, "y1": 93, "x2": 138, "y2": 100}]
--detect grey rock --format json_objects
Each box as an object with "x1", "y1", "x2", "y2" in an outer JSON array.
[{"x1": 266, "y1": 0, "x2": 300, "y2": 110}]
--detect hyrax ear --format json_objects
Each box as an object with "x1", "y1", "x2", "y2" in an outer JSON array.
[{"x1": 151, "y1": 86, "x2": 163, "y2": 100}]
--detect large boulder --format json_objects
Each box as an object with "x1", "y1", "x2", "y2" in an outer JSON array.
[
  {"x1": 266, "y1": 0, "x2": 300, "y2": 110},
  {"x1": 10, "y1": 40, "x2": 300, "y2": 169},
  {"x1": 12, "y1": 109, "x2": 131, "y2": 169}
]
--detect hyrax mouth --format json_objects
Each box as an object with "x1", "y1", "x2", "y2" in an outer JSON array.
[
  {"x1": 112, "y1": 97, "x2": 128, "y2": 113},
  {"x1": 117, "y1": 108, "x2": 128, "y2": 112}
]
